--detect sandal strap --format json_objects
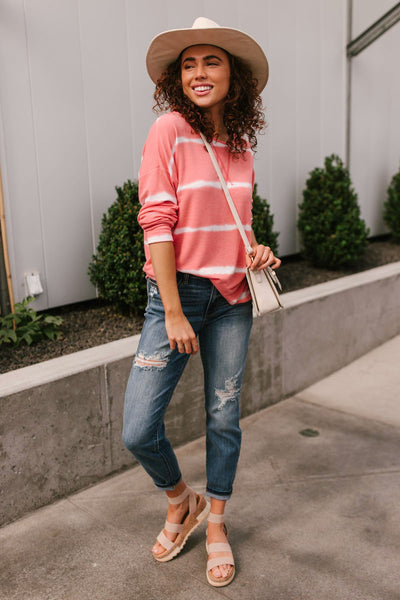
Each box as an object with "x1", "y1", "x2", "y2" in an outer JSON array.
[
  {"x1": 207, "y1": 512, "x2": 225, "y2": 524},
  {"x1": 206, "y1": 542, "x2": 231, "y2": 553},
  {"x1": 207, "y1": 555, "x2": 235, "y2": 570},
  {"x1": 156, "y1": 530, "x2": 174, "y2": 551},
  {"x1": 168, "y1": 486, "x2": 197, "y2": 513},
  {"x1": 164, "y1": 520, "x2": 184, "y2": 534}
]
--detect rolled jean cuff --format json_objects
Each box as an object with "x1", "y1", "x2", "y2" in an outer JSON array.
[
  {"x1": 155, "y1": 475, "x2": 182, "y2": 492},
  {"x1": 206, "y1": 488, "x2": 232, "y2": 501}
]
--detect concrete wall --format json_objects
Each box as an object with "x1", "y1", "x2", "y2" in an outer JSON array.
[
  {"x1": 0, "y1": 0, "x2": 347, "y2": 309},
  {"x1": 1, "y1": 262, "x2": 400, "y2": 526}
]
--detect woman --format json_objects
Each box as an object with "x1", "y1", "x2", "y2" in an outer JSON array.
[{"x1": 122, "y1": 17, "x2": 281, "y2": 587}]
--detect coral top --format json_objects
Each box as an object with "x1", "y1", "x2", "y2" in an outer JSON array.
[{"x1": 138, "y1": 111, "x2": 254, "y2": 304}]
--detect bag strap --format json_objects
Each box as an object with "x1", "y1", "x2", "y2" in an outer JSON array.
[
  {"x1": 200, "y1": 132, "x2": 282, "y2": 292},
  {"x1": 200, "y1": 133, "x2": 253, "y2": 256}
]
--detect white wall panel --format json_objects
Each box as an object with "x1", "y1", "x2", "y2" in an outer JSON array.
[
  {"x1": 295, "y1": 0, "x2": 324, "y2": 252},
  {"x1": 320, "y1": 0, "x2": 347, "y2": 160},
  {"x1": 24, "y1": 0, "x2": 94, "y2": 307},
  {"x1": 78, "y1": 0, "x2": 134, "y2": 247},
  {"x1": 125, "y1": 0, "x2": 169, "y2": 178},
  {"x1": 350, "y1": 22, "x2": 400, "y2": 236},
  {"x1": 0, "y1": 0, "x2": 48, "y2": 306},
  {"x1": 264, "y1": 0, "x2": 298, "y2": 254},
  {"x1": 0, "y1": 0, "x2": 349, "y2": 309},
  {"x1": 255, "y1": 0, "x2": 346, "y2": 255},
  {"x1": 203, "y1": 0, "x2": 236, "y2": 27}
]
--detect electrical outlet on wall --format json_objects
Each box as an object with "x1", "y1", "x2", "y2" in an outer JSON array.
[{"x1": 24, "y1": 272, "x2": 44, "y2": 297}]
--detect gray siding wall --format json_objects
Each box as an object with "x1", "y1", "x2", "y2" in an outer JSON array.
[
  {"x1": 350, "y1": 0, "x2": 400, "y2": 235},
  {"x1": 0, "y1": 0, "x2": 398, "y2": 310}
]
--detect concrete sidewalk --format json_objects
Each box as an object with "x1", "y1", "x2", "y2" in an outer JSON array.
[{"x1": 1, "y1": 336, "x2": 400, "y2": 600}]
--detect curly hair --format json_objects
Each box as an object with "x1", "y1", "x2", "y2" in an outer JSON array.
[{"x1": 153, "y1": 49, "x2": 266, "y2": 155}]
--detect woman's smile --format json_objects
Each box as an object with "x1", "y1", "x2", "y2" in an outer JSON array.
[{"x1": 192, "y1": 84, "x2": 214, "y2": 96}]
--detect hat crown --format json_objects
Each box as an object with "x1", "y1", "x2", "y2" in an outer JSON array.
[{"x1": 191, "y1": 17, "x2": 220, "y2": 30}]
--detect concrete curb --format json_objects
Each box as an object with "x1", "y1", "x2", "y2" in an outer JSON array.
[{"x1": 1, "y1": 261, "x2": 400, "y2": 526}]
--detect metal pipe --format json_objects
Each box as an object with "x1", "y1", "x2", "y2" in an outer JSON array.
[
  {"x1": 345, "y1": 0, "x2": 353, "y2": 168},
  {"x1": 0, "y1": 164, "x2": 15, "y2": 316},
  {"x1": 347, "y1": 2, "x2": 400, "y2": 57}
]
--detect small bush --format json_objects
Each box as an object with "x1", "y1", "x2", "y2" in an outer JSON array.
[
  {"x1": 252, "y1": 184, "x2": 279, "y2": 254},
  {"x1": 0, "y1": 296, "x2": 63, "y2": 346},
  {"x1": 89, "y1": 179, "x2": 279, "y2": 314},
  {"x1": 297, "y1": 154, "x2": 369, "y2": 268},
  {"x1": 383, "y1": 166, "x2": 400, "y2": 243},
  {"x1": 88, "y1": 180, "x2": 146, "y2": 314}
]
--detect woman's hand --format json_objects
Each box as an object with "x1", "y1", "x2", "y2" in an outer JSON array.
[
  {"x1": 149, "y1": 241, "x2": 198, "y2": 355},
  {"x1": 246, "y1": 244, "x2": 281, "y2": 271},
  {"x1": 165, "y1": 311, "x2": 199, "y2": 354}
]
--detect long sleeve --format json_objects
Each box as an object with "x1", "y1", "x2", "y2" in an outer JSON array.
[{"x1": 138, "y1": 116, "x2": 179, "y2": 244}]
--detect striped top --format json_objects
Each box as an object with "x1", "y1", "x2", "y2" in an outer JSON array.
[{"x1": 138, "y1": 111, "x2": 254, "y2": 304}]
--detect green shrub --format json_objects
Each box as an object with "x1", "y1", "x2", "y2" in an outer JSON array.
[
  {"x1": 88, "y1": 180, "x2": 146, "y2": 314},
  {"x1": 252, "y1": 184, "x2": 279, "y2": 254},
  {"x1": 383, "y1": 166, "x2": 400, "y2": 243},
  {"x1": 0, "y1": 296, "x2": 63, "y2": 346},
  {"x1": 89, "y1": 179, "x2": 279, "y2": 314},
  {"x1": 297, "y1": 154, "x2": 369, "y2": 268}
]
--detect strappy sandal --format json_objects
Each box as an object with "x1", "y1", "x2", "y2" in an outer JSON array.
[
  {"x1": 206, "y1": 512, "x2": 235, "y2": 587},
  {"x1": 153, "y1": 486, "x2": 210, "y2": 562}
]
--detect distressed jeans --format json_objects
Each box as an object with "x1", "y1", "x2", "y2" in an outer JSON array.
[{"x1": 122, "y1": 272, "x2": 253, "y2": 500}]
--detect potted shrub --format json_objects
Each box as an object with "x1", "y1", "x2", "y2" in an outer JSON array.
[
  {"x1": 297, "y1": 154, "x2": 369, "y2": 268},
  {"x1": 383, "y1": 166, "x2": 400, "y2": 243}
]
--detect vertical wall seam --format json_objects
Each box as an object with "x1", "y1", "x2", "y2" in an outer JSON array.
[
  {"x1": 23, "y1": 0, "x2": 49, "y2": 307},
  {"x1": 124, "y1": 0, "x2": 136, "y2": 178},
  {"x1": 0, "y1": 107, "x2": 15, "y2": 299},
  {"x1": 320, "y1": 1, "x2": 324, "y2": 161},
  {"x1": 266, "y1": 0, "x2": 272, "y2": 216},
  {"x1": 345, "y1": 0, "x2": 353, "y2": 168},
  {"x1": 294, "y1": 2, "x2": 300, "y2": 252},
  {"x1": 76, "y1": 0, "x2": 96, "y2": 256}
]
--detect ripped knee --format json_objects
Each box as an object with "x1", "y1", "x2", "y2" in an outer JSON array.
[
  {"x1": 215, "y1": 375, "x2": 241, "y2": 410},
  {"x1": 133, "y1": 351, "x2": 169, "y2": 370}
]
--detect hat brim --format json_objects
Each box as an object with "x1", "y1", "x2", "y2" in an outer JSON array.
[{"x1": 146, "y1": 26, "x2": 269, "y2": 93}]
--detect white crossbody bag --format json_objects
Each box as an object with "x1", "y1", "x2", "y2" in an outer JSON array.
[{"x1": 200, "y1": 133, "x2": 283, "y2": 317}]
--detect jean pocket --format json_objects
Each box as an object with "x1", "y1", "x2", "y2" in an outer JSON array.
[
  {"x1": 147, "y1": 275, "x2": 184, "y2": 300},
  {"x1": 176, "y1": 272, "x2": 186, "y2": 288},
  {"x1": 146, "y1": 278, "x2": 160, "y2": 301}
]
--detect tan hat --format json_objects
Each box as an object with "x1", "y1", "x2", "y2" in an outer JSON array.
[{"x1": 146, "y1": 17, "x2": 269, "y2": 93}]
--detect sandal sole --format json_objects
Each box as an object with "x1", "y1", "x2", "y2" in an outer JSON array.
[{"x1": 206, "y1": 566, "x2": 235, "y2": 587}]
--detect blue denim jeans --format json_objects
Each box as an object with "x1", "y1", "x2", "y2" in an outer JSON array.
[{"x1": 122, "y1": 272, "x2": 253, "y2": 500}]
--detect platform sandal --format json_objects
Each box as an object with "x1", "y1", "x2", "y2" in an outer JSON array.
[
  {"x1": 152, "y1": 486, "x2": 210, "y2": 562},
  {"x1": 206, "y1": 512, "x2": 235, "y2": 587}
]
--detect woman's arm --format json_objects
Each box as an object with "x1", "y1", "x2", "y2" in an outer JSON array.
[
  {"x1": 247, "y1": 229, "x2": 281, "y2": 271},
  {"x1": 149, "y1": 241, "x2": 198, "y2": 355}
]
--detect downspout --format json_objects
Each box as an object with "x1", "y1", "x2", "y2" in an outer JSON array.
[
  {"x1": 0, "y1": 165, "x2": 15, "y2": 316},
  {"x1": 345, "y1": 0, "x2": 353, "y2": 169}
]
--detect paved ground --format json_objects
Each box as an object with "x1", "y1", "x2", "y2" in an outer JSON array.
[{"x1": 1, "y1": 335, "x2": 400, "y2": 600}]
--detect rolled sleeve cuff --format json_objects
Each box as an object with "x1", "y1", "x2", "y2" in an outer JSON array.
[{"x1": 144, "y1": 231, "x2": 174, "y2": 245}]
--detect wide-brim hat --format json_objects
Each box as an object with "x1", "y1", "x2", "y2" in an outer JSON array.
[{"x1": 146, "y1": 17, "x2": 269, "y2": 93}]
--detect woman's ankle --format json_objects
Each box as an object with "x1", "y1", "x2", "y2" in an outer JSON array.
[{"x1": 166, "y1": 479, "x2": 187, "y2": 500}]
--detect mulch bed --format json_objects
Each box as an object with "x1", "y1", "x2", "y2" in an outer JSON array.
[{"x1": 1, "y1": 237, "x2": 399, "y2": 375}]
